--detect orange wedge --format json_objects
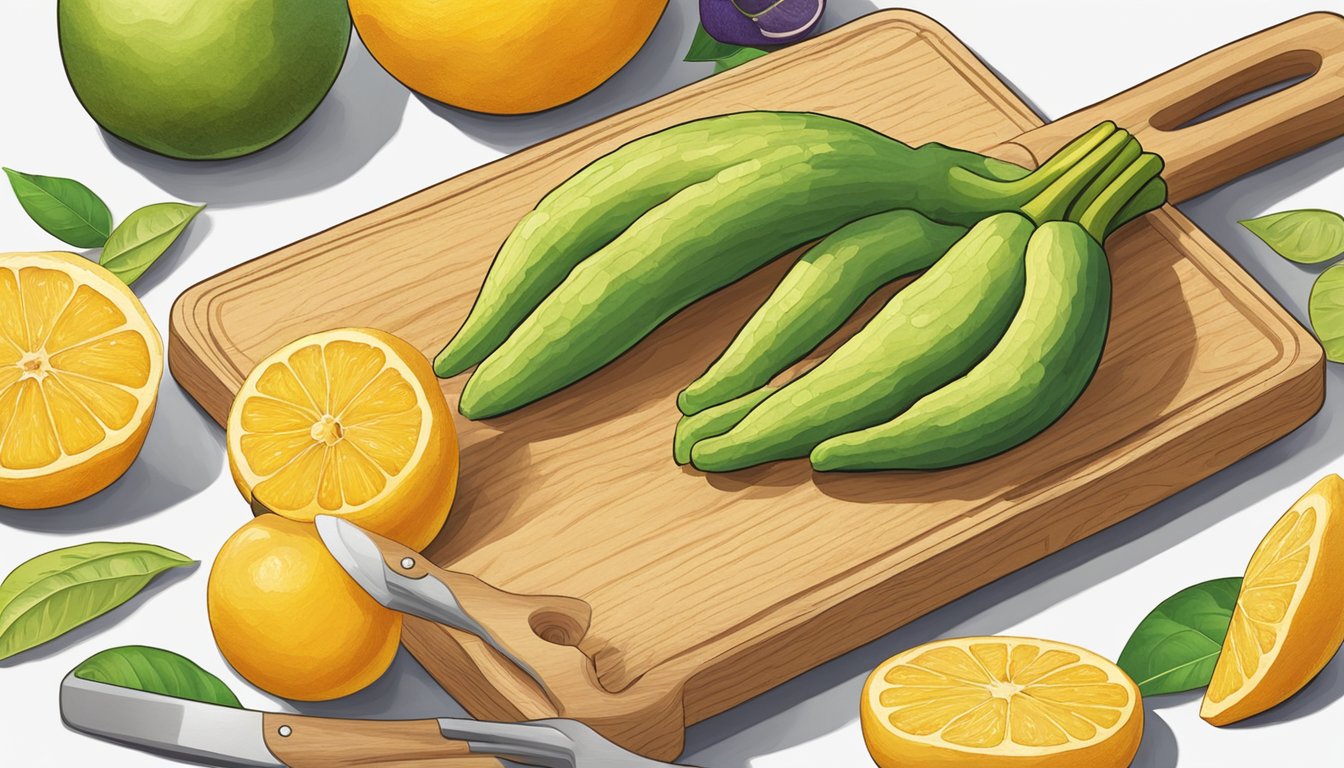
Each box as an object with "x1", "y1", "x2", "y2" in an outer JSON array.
[
  {"x1": 861, "y1": 636, "x2": 1143, "y2": 767},
  {"x1": 0, "y1": 251, "x2": 161, "y2": 508},
  {"x1": 227, "y1": 328, "x2": 457, "y2": 549},
  {"x1": 1201, "y1": 473, "x2": 1344, "y2": 726}
]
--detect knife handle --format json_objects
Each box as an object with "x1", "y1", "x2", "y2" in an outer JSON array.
[
  {"x1": 261, "y1": 713, "x2": 500, "y2": 767},
  {"x1": 1004, "y1": 11, "x2": 1344, "y2": 204}
]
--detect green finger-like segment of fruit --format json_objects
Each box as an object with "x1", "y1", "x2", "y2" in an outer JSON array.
[
  {"x1": 438, "y1": 116, "x2": 1109, "y2": 382},
  {"x1": 677, "y1": 210, "x2": 965, "y2": 416},
  {"x1": 435, "y1": 112, "x2": 1040, "y2": 379},
  {"x1": 458, "y1": 135, "x2": 946, "y2": 419},
  {"x1": 690, "y1": 212, "x2": 1036, "y2": 471},
  {"x1": 674, "y1": 386, "x2": 778, "y2": 465},
  {"x1": 812, "y1": 222, "x2": 1110, "y2": 471},
  {"x1": 1112, "y1": 177, "x2": 1167, "y2": 232},
  {"x1": 435, "y1": 113, "x2": 825, "y2": 378}
]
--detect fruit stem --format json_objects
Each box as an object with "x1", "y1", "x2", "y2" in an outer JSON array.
[
  {"x1": 1066, "y1": 138, "x2": 1141, "y2": 223},
  {"x1": 1020, "y1": 129, "x2": 1132, "y2": 225},
  {"x1": 947, "y1": 123, "x2": 1116, "y2": 214},
  {"x1": 1011, "y1": 122, "x2": 1116, "y2": 198},
  {"x1": 1076, "y1": 153, "x2": 1167, "y2": 242}
]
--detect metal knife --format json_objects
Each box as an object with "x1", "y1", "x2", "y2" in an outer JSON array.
[{"x1": 60, "y1": 673, "x2": 694, "y2": 767}]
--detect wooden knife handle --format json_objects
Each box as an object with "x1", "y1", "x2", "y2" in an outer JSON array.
[
  {"x1": 1006, "y1": 12, "x2": 1344, "y2": 203},
  {"x1": 260, "y1": 713, "x2": 501, "y2": 767}
]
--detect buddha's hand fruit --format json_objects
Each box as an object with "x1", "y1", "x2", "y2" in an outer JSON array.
[
  {"x1": 683, "y1": 129, "x2": 1168, "y2": 472},
  {"x1": 207, "y1": 515, "x2": 403, "y2": 701},
  {"x1": 861, "y1": 636, "x2": 1144, "y2": 767},
  {"x1": 59, "y1": 0, "x2": 351, "y2": 160},
  {"x1": 227, "y1": 328, "x2": 457, "y2": 550},
  {"x1": 0, "y1": 251, "x2": 161, "y2": 508},
  {"x1": 676, "y1": 171, "x2": 1166, "y2": 455},
  {"x1": 349, "y1": 0, "x2": 667, "y2": 115},
  {"x1": 444, "y1": 116, "x2": 1121, "y2": 419}
]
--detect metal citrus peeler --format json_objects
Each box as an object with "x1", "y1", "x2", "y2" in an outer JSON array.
[{"x1": 313, "y1": 514, "x2": 548, "y2": 692}]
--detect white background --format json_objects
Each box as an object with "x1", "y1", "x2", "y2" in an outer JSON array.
[{"x1": 3, "y1": 1, "x2": 1344, "y2": 765}]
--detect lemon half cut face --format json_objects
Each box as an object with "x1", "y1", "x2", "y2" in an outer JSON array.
[
  {"x1": 0, "y1": 251, "x2": 162, "y2": 509},
  {"x1": 227, "y1": 327, "x2": 457, "y2": 550}
]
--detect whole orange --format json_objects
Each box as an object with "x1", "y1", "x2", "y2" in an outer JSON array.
[
  {"x1": 349, "y1": 0, "x2": 668, "y2": 114},
  {"x1": 207, "y1": 515, "x2": 403, "y2": 701}
]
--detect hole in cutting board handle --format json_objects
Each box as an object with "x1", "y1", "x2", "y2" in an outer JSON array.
[
  {"x1": 530, "y1": 606, "x2": 591, "y2": 647},
  {"x1": 1149, "y1": 49, "x2": 1321, "y2": 132}
]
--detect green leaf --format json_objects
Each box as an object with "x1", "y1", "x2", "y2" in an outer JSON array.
[
  {"x1": 73, "y1": 646, "x2": 241, "y2": 708},
  {"x1": 1117, "y1": 577, "x2": 1242, "y2": 696},
  {"x1": 1309, "y1": 263, "x2": 1344, "y2": 362},
  {"x1": 99, "y1": 202, "x2": 204, "y2": 285},
  {"x1": 685, "y1": 23, "x2": 743, "y2": 62},
  {"x1": 0, "y1": 542, "x2": 194, "y2": 660},
  {"x1": 1241, "y1": 209, "x2": 1344, "y2": 264},
  {"x1": 714, "y1": 46, "x2": 769, "y2": 73},
  {"x1": 3, "y1": 167, "x2": 113, "y2": 249},
  {"x1": 685, "y1": 22, "x2": 769, "y2": 72}
]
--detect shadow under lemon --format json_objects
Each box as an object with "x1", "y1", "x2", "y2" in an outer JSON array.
[{"x1": 0, "y1": 381, "x2": 224, "y2": 533}]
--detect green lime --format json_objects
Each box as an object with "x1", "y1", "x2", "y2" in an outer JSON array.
[{"x1": 59, "y1": 0, "x2": 351, "y2": 160}]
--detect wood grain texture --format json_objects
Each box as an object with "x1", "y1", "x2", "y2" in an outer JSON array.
[{"x1": 171, "y1": 10, "x2": 1333, "y2": 760}]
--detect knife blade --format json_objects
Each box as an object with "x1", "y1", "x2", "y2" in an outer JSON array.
[{"x1": 60, "y1": 672, "x2": 283, "y2": 767}]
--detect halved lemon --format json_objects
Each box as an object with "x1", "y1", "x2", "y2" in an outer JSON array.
[
  {"x1": 226, "y1": 328, "x2": 457, "y2": 550},
  {"x1": 861, "y1": 636, "x2": 1143, "y2": 767},
  {"x1": 0, "y1": 252, "x2": 161, "y2": 509},
  {"x1": 1201, "y1": 473, "x2": 1344, "y2": 726}
]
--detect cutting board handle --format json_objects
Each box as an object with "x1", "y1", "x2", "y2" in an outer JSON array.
[{"x1": 1006, "y1": 12, "x2": 1344, "y2": 203}]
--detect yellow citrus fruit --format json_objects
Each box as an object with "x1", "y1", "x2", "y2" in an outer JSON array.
[
  {"x1": 0, "y1": 251, "x2": 161, "y2": 509},
  {"x1": 227, "y1": 328, "x2": 456, "y2": 550},
  {"x1": 861, "y1": 636, "x2": 1143, "y2": 767},
  {"x1": 1201, "y1": 473, "x2": 1344, "y2": 726},
  {"x1": 348, "y1": 0, "x2": 668, "y2": 114},
  {"x1": 208, "y1": 514, "x2": 403, "y2": 700}
]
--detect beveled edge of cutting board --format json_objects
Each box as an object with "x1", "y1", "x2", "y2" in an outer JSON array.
[{"x1": 167, "y1": 9, "x2": 1327, "y2": 760}]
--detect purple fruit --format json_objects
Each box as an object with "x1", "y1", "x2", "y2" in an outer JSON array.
[{"x1": 700, "y1": 0, "x2": 825, "y2": 47}]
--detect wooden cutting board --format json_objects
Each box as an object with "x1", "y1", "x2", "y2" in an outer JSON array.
[{"x1": 171, "y1": 10, "x2": 1344, "y2": 760}]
